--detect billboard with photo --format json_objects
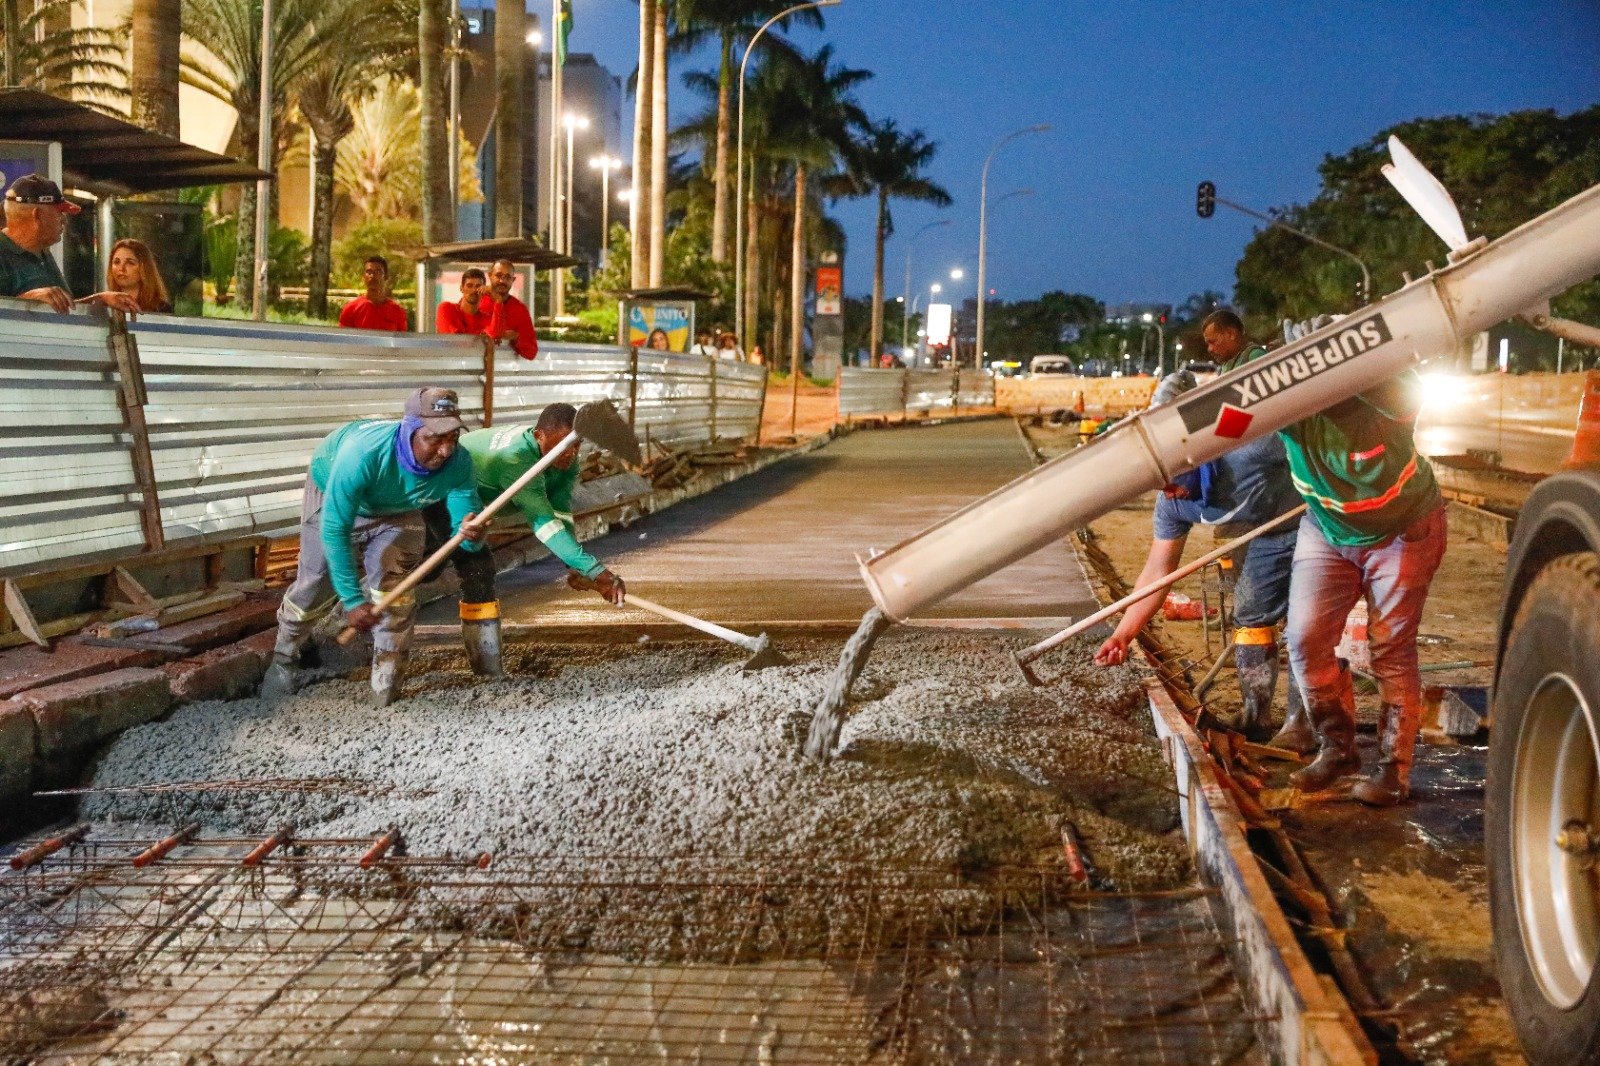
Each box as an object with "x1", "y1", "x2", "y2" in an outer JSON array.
[{"x1": 622, "y1": 299, "x2": 694, "y2": 352}]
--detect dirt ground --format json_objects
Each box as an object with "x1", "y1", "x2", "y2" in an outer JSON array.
[
  {"x1": 759, "y1": 377, "x2": 838, "y2": 441},
  {"x1": 1021, "y1": 419, "x2": 1520, "y2": 1065}
]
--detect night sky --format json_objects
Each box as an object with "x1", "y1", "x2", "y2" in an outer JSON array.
[{"x1": 558, "y1": 0, "x2": 1599, "y2": 307}]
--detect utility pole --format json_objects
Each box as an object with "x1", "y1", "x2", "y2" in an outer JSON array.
[
  {"x1": 1198, "y1": 181, "x2": 1371, "y2": 303},
  {"x1": 549, "y1": 0, "x2": 564, "y2": 314}
]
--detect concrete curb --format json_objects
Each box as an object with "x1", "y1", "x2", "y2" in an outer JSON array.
[{"x1": 1146, "y1": 681, "x2": 1373, "y2": 1064}]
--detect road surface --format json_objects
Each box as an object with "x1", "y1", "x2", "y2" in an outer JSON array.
[{"x1": 426, "y1": 419, "x2": 1101, "y2": 627}]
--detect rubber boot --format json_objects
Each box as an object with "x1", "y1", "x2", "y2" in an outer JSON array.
[
  {"x1": 370, "y1": 650, "x2": 406, "y2": 707},
  {"x1": 462, "y1": 619, "x2": 505, "y2": 678},
  {"x1": 1268, "y1": 679, "x2": 1316, "y2": 755},
  {"x1": 1290, "y1": 697, "x2": 1361, "y2": 792},
  {"x1": 1352, "y1": 702, "x2": 1419, "y2": 806},
  {"x1": 259, "y1": 652, "x2": 298, "y2": 701},
  {"x1": 1233, "y1": 632, "x2": 1280, "y2": 743}
]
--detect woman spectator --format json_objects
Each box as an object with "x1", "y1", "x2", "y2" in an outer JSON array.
[
  {"x1": 716, "y1": 332, "x2": 744, "y2": 361},
  {"x1": 106, "y1": 238, "x2": 171, "y2": 313}
]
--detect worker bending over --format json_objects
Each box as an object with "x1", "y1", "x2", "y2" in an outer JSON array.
[
  {"x1": 423, "y1": 402, "x2": 626, "y2": 676},
  {"x1": 262, "y1": 388, "x2": 486, "y2": 705},
  {"x1": 1094, "y1": 314, "x2": 1309, "y2": 746}
]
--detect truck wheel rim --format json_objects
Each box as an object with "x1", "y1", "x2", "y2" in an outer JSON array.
[{"x1": 1513, "y1": 673, "x2": 1600, "y2": 1010}]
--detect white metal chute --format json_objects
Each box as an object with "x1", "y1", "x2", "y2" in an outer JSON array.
[{"x1": 1383, "y1": 134, "x2": 1471, "y2": 251}]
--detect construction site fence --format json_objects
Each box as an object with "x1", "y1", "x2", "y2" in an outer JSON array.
[
  {"x1": 836, "y1": 366, "x2": 997, "y2": 420},
  {"x1": 0, "y1": 299, "x2": 765, "y2": 579},
  {"x1": 995, "y1": 374, "x2": 1159, "y2": 415}
]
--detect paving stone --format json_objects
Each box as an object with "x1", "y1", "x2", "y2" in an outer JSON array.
[
  {"x1": 0, "y1": 639, "x2": 172, "y2": 701},
  {"x1": 164, "y1": 642, "x2": 269, "y2": 704},
  {"x1": 0, "y1": 705, "x2": 36, "y2": 805},
  {"x1": 17, "y1": 667, "x2": 173, "y2": 758},
  {"x1": 154, "y1": 598, "x2": 280, "y2": 654}
]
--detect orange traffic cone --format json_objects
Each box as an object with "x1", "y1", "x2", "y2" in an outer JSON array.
[
  {"x1": 1563, "y1": 370, "x2": 1600, "y2": 469},
  {"x1": 1074, "y1": 390, "x2": 1085, "y2": 415}
]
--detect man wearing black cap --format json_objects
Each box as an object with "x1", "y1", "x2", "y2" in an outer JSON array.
[
  {"x1": 0, "y1": 174, "x2": 139, "y2": 314},
  {"x1": 261, "y1": 387, "x2": 488, "y2": 706}
]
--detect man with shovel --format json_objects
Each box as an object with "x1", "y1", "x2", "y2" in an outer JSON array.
[
  {"x1": 261, "y1": 388, "x2": 487, "y2": 706},
  {"x1": 1094, "y1": 317, "x2": 1312, "y2": 748},
  {"x1": 422, "y1": 402, "x2": 627, "y2": 677}
]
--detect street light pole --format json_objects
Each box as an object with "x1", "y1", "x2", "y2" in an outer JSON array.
[
  {"x1": 901, "y1": 218, "x2": 950, "y2": 357},
  {"x1": 563, "y1": 114, "x2": 588, "y2": 287},
  {"x1": 735, "y1": 0, "x2": 840, "y2": 348},
  {"x1": 591, "y1": 155, "x2": 620, "y2": 267},
  {"x1": 976, "y1": 124, "x2": 1049, "y2": 371}
]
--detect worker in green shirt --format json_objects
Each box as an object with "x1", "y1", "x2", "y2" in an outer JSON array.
[
  {"x1": 421, "y1": 402, "x2": 626, "y2": 677},
  {"x1": 261, "y1": 388, "x2": 487, "y2": 706},
  {"x1": 1280, "y1": 367, "x2": 1447, "y2": 806}
]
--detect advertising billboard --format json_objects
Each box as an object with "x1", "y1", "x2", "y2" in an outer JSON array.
[{"x1": 926, "y1": 302, "x2": 953, "y2": 347}]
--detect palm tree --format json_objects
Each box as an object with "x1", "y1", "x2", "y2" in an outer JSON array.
[
  {"x1": 131, "y1": 0, "x2": 181, "y2": 135},
  {"x1": 838, "y1": 120, "x2": 950, "y2": 364},
  {"x1": 182, "y1": 0, "x2": 359, "y2": 307},
  {"x1": 762, "y1": 44, "x2": 868, "y2": 374},
  {"x1": 330, "y1": 76, "x2": 481, "y2": 223},
  {"x1": 670, "y1": 0, "x2": 822, "y2": 264},
  {"x1": 417, "y1": 0, "x2": 450, "y2": 242},
  {"x1": 1, "y1": 0, "x2": 126, "y2": 105},
  {"x1": 297, "y1": 7, "x2": 412, "y2": 316}
]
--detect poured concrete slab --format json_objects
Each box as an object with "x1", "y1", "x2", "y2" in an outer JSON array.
[{"x1": 446, "y1": 420, "x2": 1100, "y2": 626}]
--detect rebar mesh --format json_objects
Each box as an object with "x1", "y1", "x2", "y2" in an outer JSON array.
[{"x1": 1, "y1": 828, "x2": 1266, "y2": 1064}]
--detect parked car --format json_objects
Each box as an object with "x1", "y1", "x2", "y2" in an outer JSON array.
[{"x1": 1028, "y1": 355, "x2": 1076, "y2": 376}]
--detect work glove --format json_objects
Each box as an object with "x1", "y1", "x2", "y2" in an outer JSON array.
[{"x1": 345, "y1": 603, "x2": 382, "y2": 632}]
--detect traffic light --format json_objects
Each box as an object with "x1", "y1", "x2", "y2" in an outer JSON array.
[{"x1": 1196, "y1": 181, "x2": 1215, "y2": 219}]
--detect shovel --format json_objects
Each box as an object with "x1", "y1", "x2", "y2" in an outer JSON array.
[
  {"x1": 337, "y1": 400, "x2": 642, "y2": 645},
  {"x1": 569, "y1": 575, "x2": 790, "y2": 671},
  {"x1": 1012, "y1": 504, "x2": 1306, "y2": 686}
]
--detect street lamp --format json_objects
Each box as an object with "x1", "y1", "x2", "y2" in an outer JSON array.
[
  {"x1": 977, "y1": 125, "x2": 1050, "y2": 371},
  {"x1": 949, "y1": 268, "x2": 964, "y2": 280},
  {"x1": 1142, "y1": 311, "x2": 1166, "y2": 375},
  {"x1": 735, "y1": 0, "x2": 842, "y2": 346},
  {"x1": 556, "y1": 112, "x2": 588, "y2": 314},
  {"x1": 590, "y1": 154, "x2": 622, "y2": 267},
  {"x1": 525, "y1": 29, "x2": 542, "y2": 47},
  {"x1": 902, "y1": 218, "x2": 950, "y2": 355}
]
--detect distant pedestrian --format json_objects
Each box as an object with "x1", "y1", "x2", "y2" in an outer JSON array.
[
  {"x1": 750, "y1": 344, "x2": 766, "y2": 366},
  {"x1": 0, "y1": 174, "x2": 138, "y2": 314},
  {"x1": 106, "y1": 238, "x2": 172, "y2": 314},
  {"x1": 339, "y1": 256, "x2": 408, "y2": 332},
  {"x1": 484, "y1": 258, "x2": 538, "y2": 359},
  {"x1": 716, "y1": 332, "x2": 744, "y2": 361},
  {"x1": 436, "y1": 267, "x2": 492, "y2": 336},
  {"x1": 688, "y1": 328, "x2": 717, "y2": 357}
]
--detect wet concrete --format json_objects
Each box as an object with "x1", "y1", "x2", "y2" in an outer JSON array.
[{"x1": 424, "y1": 420, "x2": 1101, "y2": 626}]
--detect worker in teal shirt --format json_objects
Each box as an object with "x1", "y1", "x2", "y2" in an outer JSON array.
[
  {"x1": 262, "y1": 388, "x2": 487, "y2": 706},
  {"x1": 421, "y1": 401, "x2": 626, "y2": 677}
]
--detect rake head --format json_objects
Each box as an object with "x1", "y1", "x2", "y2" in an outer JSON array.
[
  {"x1": 1013, "y1": 650, "x2": 1053, "y2": 688},
  {"x1": 741, "y1": 633, "x2": 792, "y2": 672},
  {"x1": 574, "y1": 400, "x2": 643, "y2": 465}
]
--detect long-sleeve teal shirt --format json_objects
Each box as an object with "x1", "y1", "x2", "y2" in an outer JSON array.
[
  {"x1": 459, "y1": 426, "x2": 604, "y2": 578},
  {"x1": 309, "y1": 420, "x2": 484, "y2": 609}
]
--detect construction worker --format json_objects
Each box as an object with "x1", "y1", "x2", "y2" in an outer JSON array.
[
  {"x1": 422, "y1": 402, "x2": 626, "y2": 676},
  {"x1": 1278, "y1": 367, "x2": 1446, "y2": 806},
  {"x1": 262, "y1": 388, "x2": 486, "y2": 706},
  {"x1": 1093, "y1": 358, "x2": 1308, "y2": 745}
]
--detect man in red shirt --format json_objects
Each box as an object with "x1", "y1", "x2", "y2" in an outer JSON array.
[
  {"x1": 485, "y1": 258, "x2": 538, "y2": 359},
  {"x1": 338, "y1": 256, "x2": 409, "y2": 331},
  {"x1": 436, "y1": 267, "x2": 493, "y2": 335}
]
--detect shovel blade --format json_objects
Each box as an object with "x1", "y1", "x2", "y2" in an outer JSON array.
[
  {"x1": 741, "y1": 633, "x2": 791, "y2": 672},
  {"x1": 575, "y1": 400, "x2": 643, "y2": 465}
]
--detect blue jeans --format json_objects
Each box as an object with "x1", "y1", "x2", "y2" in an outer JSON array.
[
  {"x1": 1228, "y1": 524, "x2": 1298, "y2": 629},
  {"x1": 1286, "y1": 505, "x2": 1447, "y2": 714}
]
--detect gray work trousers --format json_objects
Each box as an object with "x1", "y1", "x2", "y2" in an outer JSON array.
[{"x1": 271, "y1": 481, "x2": 424, "y2": 663}]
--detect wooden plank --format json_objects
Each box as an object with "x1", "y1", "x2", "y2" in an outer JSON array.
[
  {"x1": 481, "y1": 335, "x2": 496, "y2": 428},
  {"x1": 107, "y1": 317, "x2": 165, "y2": 552},
  {"x1": 2, "y1": 580, "x2": 49, "y2": 648},
  {"x1": 109, "y1": 566, "x2": 158, "y2": 609}
]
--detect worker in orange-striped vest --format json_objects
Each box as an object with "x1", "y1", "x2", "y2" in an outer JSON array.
[
  {"x1": 1271, "y1": 343, "x2": 1446, "y2": 807},
  {"x1": 1093, "y1": 351, "x2": 1307, "y2": 748}
]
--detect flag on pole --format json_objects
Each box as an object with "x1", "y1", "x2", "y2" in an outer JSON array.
[{"x1": 557, "y1": 0, "x2": 573, "y2": 64}]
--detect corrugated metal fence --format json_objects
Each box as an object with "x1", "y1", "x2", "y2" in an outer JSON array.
[
  {"x1": 836, "y1": 366, "x2": 996, "y2": 421},
  {"x1": 0, "y1": 300, "x2": 765, "y2": 578}
]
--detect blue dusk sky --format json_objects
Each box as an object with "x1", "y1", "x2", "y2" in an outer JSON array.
[{"x1": 550, "y1": 0, "x2": 1600, "y2": 307}]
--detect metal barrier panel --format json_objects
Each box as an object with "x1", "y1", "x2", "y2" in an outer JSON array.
[
  {"x1": 131, "y1": 315, "x2": 485, "y2": 547},
  {"x1": 838, "y1": 368, "x2": 905, "y2": 419},
  {"x1": 906, "y1": 369, "x2": 957, "y2": 414},
  {"x1": 954, "y1": 368, "x2": 996, "y2": 409},
  {"x1": 0, "y1": 304, "x2": 144, "y2": 574},
  {"x1": 3, "y1": 306, "x2": 768, "y2": 579}
]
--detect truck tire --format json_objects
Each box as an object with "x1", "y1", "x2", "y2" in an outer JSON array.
[{"x1": 1489, "y1": 551, "x2": 1600, "y2": 1064}]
